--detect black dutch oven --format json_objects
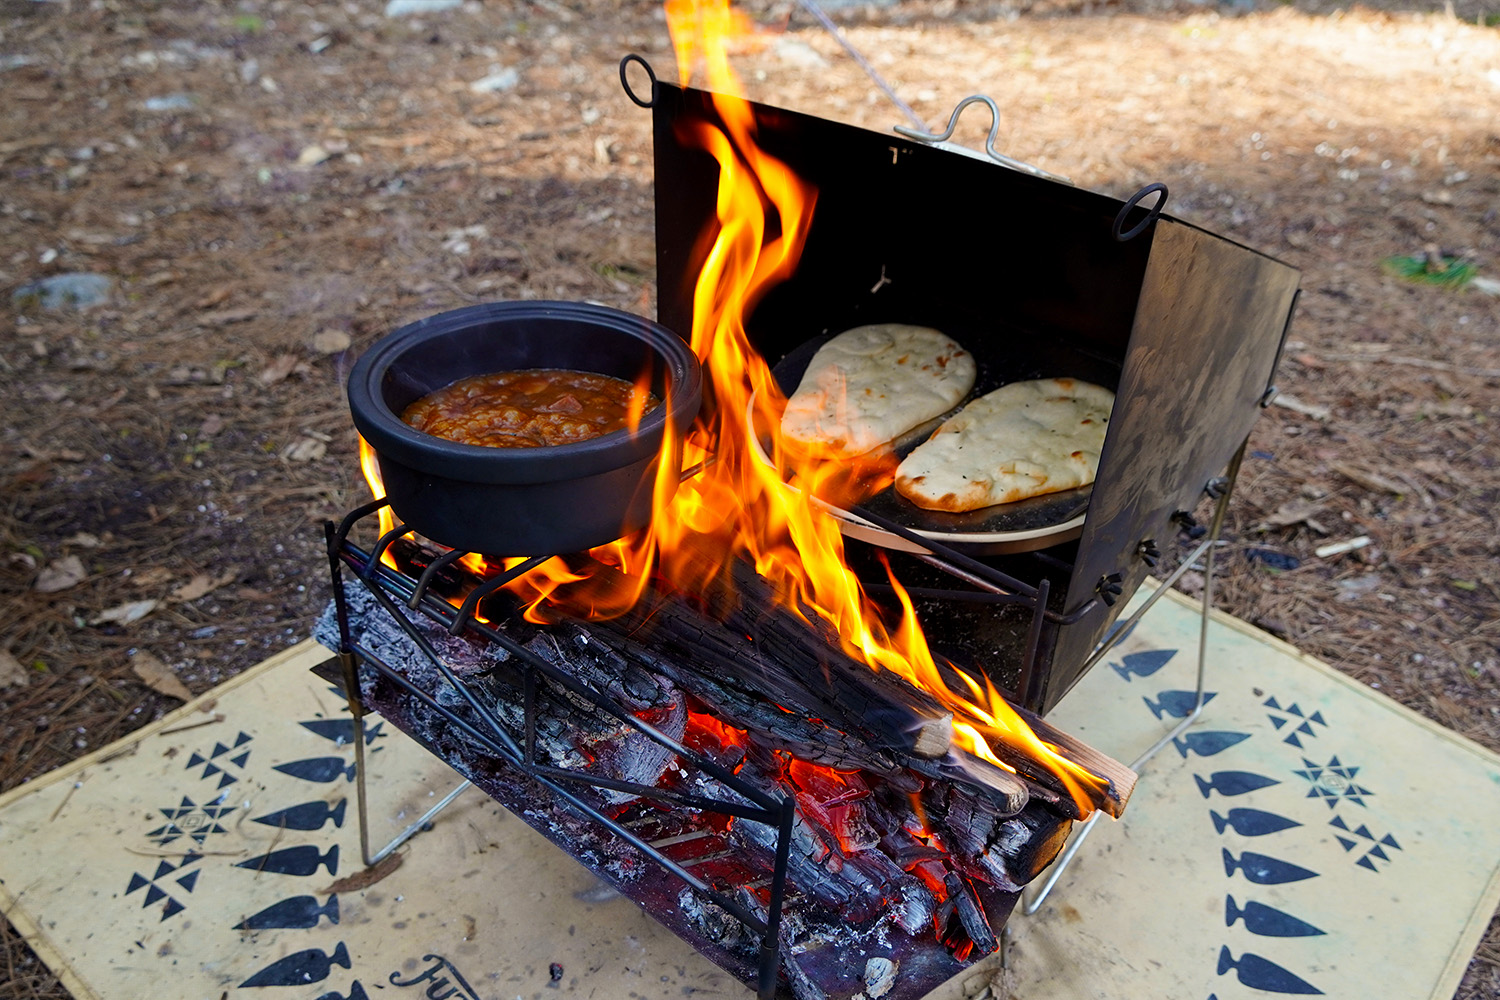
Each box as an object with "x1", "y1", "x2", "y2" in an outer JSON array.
[{"x1": 348, "y1": 301, "x2": 702, "y2": 556}]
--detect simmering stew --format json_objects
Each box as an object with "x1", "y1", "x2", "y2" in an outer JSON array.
[{"x1": 402, "y1": 369, "x2": 659, "y2": 448}]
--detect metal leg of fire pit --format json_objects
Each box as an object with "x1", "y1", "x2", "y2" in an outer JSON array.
[
  {"x1": 1019, "y1": 441, "x2": 1247, "y2": 916},
  {"x1": 336, "y1": 651, "x2": 476, "y2": 869},
  {"x1": 326, "y1": 516, "x2": 476, "y2": 868}
]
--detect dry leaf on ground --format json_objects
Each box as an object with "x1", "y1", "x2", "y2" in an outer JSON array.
[
  {"x1": 197, "y1": 307, "x2": 257, "y2": 327},
  {"x1": 310, "y1": 329, "x2": 352, "y2": 354},
  {"x1": 87, "y1": 599, "x2": 158, "y2": 626},
  {"x1": 1331, "y1": 462, "x2": 1409, "y2": 495},
  {"x1": 34, "y1": 555, "x2": 87, "y2": 593},
  {"x1": 195, "y1": 286, "x2": 232, "y2": 309},
  {"x1": 129, "y1": 566, "x2": 174, "y2": 589},
  {"x1": 282, "y1": 437, "x2": 328, "y2": 462},
  {"x1": 1258, "y1": 501, "x2": 1331, "y2": 534},
  {"x1": 0, "y1": 650, "x2": 28, "y2": 689},
  {"x1": 323, "y1": 851, "x2": 404, "y2": 894},
  {"x1": 259, "y1": 353, "x2": 312, "y2": 386},
  {"x1": 297, "y1": 143, "x2": 331, "y2": 167},
  {"x1": 130, "y1": 649, "x2": 191, "y2": 701},
  {"x1": 172, "y1": 567, "x2": 240, "y2": 603},
  {"x1": 22, "y1": 443, "x2": 87, "y2": 463}
]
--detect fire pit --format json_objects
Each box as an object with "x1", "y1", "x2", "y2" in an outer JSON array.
[{"x1": 316, "y1": 34, "x2": 1298, "y2": 1000}]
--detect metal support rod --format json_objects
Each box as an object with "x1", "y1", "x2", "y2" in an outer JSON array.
[
  {"x1": 359, "y1": 774, "x2": 474, "y2": 868},
  {"x1": 327, "y1": 518, "x2": 475, "y2": 869},
  {"x1": 794, "y1": 0, "x2": 926, "y2": 131},
  {"x1": 1019, "y1": 438, "x2": 1248, "y2": 915},
  {"x1": 449, "y1": 553, "x2": 554, "y2": 634},
  {"x1": 409, "y1": 545, "x2": 467, "y2": 609},
  {"x1": 757, "y1": 796, "x2": 797, "y2": 1000}
]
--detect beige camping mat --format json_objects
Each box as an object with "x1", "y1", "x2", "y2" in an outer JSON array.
[{"x1": 1, "y1": 585, "x2": 1497, "y2": 1000}]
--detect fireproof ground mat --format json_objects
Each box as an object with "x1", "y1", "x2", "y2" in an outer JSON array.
[{"x1": 1, "y1": 587, "x2": 1498, "y2": 1000}]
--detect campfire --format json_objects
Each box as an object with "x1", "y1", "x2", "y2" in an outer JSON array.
[{"x1": 319, "y1": 1, "x2": 1299, "y2": 997}]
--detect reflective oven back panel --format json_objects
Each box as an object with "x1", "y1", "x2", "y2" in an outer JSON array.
[{"x1": 648, "y1": 81, "x2": 1300, "y2": 715}]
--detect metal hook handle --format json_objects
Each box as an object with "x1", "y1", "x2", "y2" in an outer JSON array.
[
  {"x1": 894, "y1": 95, "x2": 1069, "y2": 184},
  {"x1": 1112, "y1": 182, "x2": 1168, "y2": 242},
  {"x1": 619, "y1": 53, "x2": 658, "y2": 110}
]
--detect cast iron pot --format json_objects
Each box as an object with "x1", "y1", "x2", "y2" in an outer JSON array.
[{"x1": 348, "y1": 301, "x2": 702, "y2": 556}]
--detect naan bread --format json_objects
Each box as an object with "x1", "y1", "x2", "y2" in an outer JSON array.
[
  {"x1": 895, "y1": 378, "x2": 1114, "y2": 512},
  {"x1": 780, "y1": 324, "x2": 975, "y2": 458}
]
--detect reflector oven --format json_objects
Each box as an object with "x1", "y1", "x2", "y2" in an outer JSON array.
[
  {"x1": 322, "y1": 61, "x2": 1299, "y2": 1000},
  {"x1": 648, "y1": 74, "x2": 1300, "y2": 716}
]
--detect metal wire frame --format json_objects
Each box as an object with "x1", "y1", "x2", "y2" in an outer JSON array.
[
  {"x1": 325, "y1": 506, "x2": 796, "y2": 1000},
  {"x1": 321, "y1": 447, "x2": 1182, "y2": 992},
  {"x1": 1017, "y1": 438, "x2": 1249, "y2": 915}
]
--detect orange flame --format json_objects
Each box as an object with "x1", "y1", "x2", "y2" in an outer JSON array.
[
  {"x1": 358, "y1": 435, "x2": 399, "y2": 570},
  {"x1": 358, "y1": 0, "x2": 1108, "y2": 817}
]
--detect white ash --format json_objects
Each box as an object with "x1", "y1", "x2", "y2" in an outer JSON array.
[{"x1": 864, "y1": 957, "x2": 898, "y2": 998}]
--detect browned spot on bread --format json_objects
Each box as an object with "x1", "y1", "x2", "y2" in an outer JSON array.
[{"x1": 1071, "y1": 451, "x2": 1082, "y2": 459}]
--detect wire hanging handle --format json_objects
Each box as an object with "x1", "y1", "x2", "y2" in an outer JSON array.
[
  {"x1": 619, "y1": 53, "x2": 659, "y2": 109},
  {"x1": 893, "y1": 95, "x2": 1070, "y2": 184},
  {"x1": 1112, "y1": 182, "x2": 1169, "y2": 242}
]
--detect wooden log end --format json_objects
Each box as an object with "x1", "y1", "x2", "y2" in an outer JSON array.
[{"x1": 908, "y1": 712, "x2": 954, "y2": 759}]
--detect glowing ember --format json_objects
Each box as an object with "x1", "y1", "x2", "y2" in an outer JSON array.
[{"x1": 360, "y1": 0, "x2": 1109, "y2": 816}]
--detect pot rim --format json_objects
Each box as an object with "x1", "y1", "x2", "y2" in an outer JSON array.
[{"x1": 349, "y1": 301, "x2": 701, "y2": 486}]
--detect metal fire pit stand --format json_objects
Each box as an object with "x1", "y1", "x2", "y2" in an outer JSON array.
[
  {"x1": 324, "y1": 499, "x2": 797, "y2": 1000},
  {"x1": 321, "y1": 473, "x2": 1093, "y2": 995},
  {"x1": 1016, "y1": 438, "x2": 1249, "y2": 917}
]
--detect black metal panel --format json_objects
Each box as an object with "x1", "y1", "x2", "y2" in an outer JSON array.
[
  {"x1": 648, "y1": 80, "x2": 1300, "y2": 716},
  {"x1": 653, "y1": 83, "x2": 1149, "y2": 384},
  {"x1": 1041, "y1": 220, "x2": 1300, "y2": 710}
]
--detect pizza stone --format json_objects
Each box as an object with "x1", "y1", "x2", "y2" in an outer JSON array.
[
  {"x1": 894, "y1": 378, "x2": 1115, "y2": 512},
  {"x1": 779, "y1": 324, "x2": 976, "y2": 458}
]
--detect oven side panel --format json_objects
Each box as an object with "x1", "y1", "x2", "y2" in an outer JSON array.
[{"x1": 1042, "y1": 219, "x2": 1301, "y2": 712}]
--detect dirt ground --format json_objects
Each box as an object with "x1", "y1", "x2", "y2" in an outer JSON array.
[{"x1": 1, "y1": 0, "x2": 1497, "y2": 996}]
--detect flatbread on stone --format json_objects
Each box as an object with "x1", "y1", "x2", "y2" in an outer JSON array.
[
  {"x1": 894, "y1": 378, "x2": 1115, "y2": 512},
  {"x1": 779, "y1": 324, "x2": 976, "y2": 458}
]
